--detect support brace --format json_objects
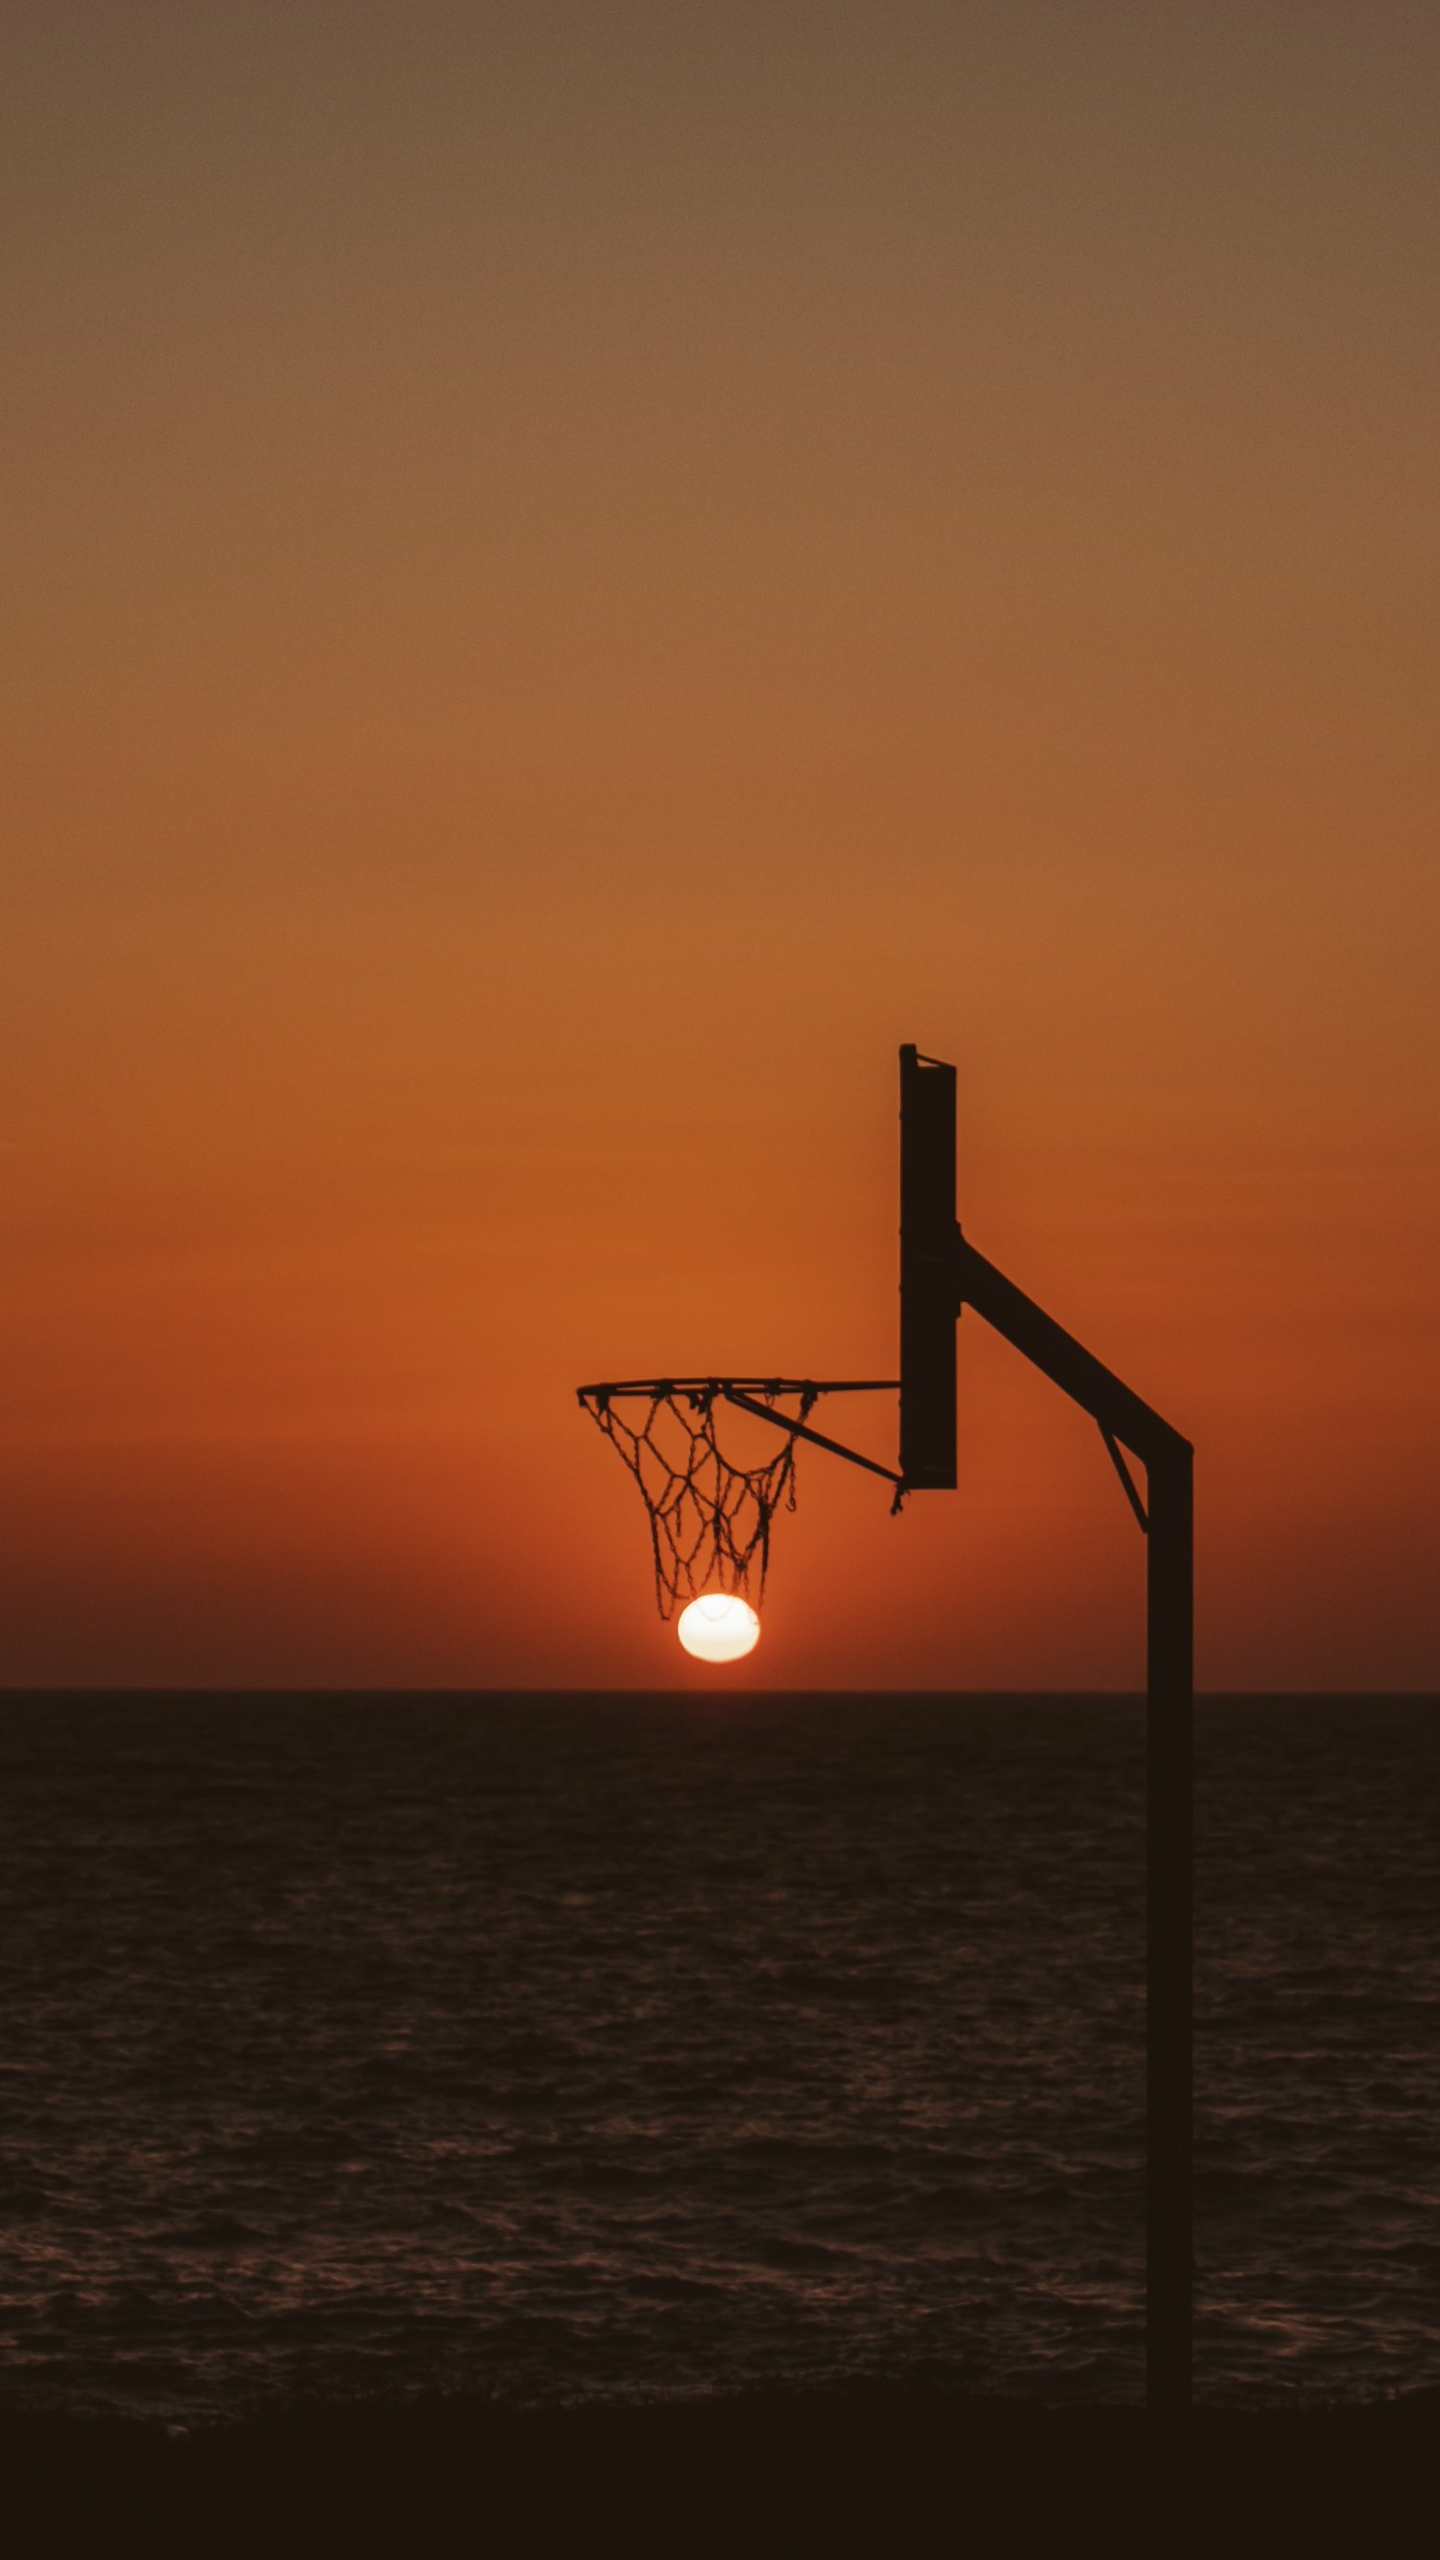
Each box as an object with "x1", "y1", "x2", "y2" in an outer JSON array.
[{"x1": 1100, "y1": 1425, "x2": 1150, "y2": 1532}]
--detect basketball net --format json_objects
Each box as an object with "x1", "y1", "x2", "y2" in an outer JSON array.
[{"x1": 577, "y1": 1382, "x2": 822, "y2": 1620}]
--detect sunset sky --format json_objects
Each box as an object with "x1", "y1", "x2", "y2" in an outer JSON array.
[{"x1": 5, "y1": 0, "x2": 1436, "y2": 1690}]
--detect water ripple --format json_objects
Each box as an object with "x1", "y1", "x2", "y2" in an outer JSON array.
[{"x1": 0, "y1": 1691, "x2": 1435, "y2": 2416}]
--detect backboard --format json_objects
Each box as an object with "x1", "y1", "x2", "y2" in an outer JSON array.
[{"x1": 899, "y1": 1044, "x2": 958, "y2": 1488}]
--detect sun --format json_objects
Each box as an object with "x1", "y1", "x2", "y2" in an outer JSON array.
[{"x1": 676, "y1": 1593, "x2": 760, "y2": 1663}]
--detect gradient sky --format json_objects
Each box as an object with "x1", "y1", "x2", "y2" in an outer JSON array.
[{"x1": 4, "y1": 0, "x2": 1436, "y2": 1688}]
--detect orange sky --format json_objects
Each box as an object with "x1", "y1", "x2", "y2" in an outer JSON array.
[{"x1": 4, "y1": 1, "x2": 1436, "y2": 1689}]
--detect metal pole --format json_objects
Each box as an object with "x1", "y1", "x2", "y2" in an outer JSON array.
[
  {"x1": 1145, "y1": 1436, "x2": 1193, "y2": 2418},
  {"x1": 954, "y1": 1237, "x2": 1194, "y2": 2413}
]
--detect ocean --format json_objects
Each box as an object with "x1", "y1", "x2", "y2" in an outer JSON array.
[{"x1": 1, "y1": 1692, "x2": 1436, "y2": 2420}]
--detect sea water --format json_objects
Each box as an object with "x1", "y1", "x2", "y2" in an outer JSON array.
[{"x1": 1, "y1": 1692, "x2": 1436, "y2": 2417}]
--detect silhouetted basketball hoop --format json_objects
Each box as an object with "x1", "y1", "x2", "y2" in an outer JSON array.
[
  {"x1": 575, "y1": 1377, "x2": 902, "y2": 1619},
  {"x1": 577, "y1": 1044, "x2": 1194, "y2": 2423}
]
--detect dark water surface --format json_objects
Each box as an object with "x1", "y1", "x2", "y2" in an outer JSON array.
[{"x1": 1, "y1": 1692, "x2": 1436, "y2": 2417}]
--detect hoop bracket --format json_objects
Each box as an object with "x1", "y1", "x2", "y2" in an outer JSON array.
[{"x1": 717, "y1": 1386, "x2": 905, "y2": 1488}]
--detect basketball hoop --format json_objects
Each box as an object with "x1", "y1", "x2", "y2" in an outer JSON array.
[
  {"x1": 575, "y1": 1046, "x2": 1198, "y2": 2427},
  {"x1": 576, "y1": 1377, "x2": 902, "y2": 1620}
]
